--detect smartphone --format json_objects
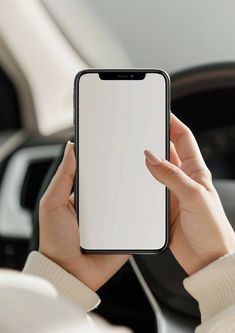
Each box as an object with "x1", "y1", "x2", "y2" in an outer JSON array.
[{"x1": 74, "y1": 69, "x2": 170, "y2": 254}]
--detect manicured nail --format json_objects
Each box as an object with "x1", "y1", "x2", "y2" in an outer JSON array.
[
  {"x1": 144, "y1": 150, "x2": 162, "y2": 165},
  {"x1": 64, "y1": 141, "x2": 72, "y2": 157}
]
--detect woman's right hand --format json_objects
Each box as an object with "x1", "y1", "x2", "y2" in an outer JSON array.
[{"x1": 144, "y1": 113, "x2": 235, "y2": 275}]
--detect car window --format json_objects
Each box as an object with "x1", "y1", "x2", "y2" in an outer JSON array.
[{"x1": 42, "y1": 0, "x2": 235, "y2": 72}]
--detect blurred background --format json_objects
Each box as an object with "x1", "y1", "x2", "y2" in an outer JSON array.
[{"x1": 0, "y1": 1, "x2": 235, "y2": 332}]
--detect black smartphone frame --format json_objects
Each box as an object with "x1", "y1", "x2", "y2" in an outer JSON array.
[{"x1": 74, "y1": 68, "x2": 170, "y2": 254}]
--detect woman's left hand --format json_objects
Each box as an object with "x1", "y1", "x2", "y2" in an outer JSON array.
[{"x1": 39, "y1": 141, "x2": 129, "y2": 291}]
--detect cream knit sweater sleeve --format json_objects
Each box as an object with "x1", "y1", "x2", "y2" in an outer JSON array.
[
  {"x1": 21, "y1": 251, "x2": 131, "y2": 333},
  {"x1": 184, "y1": 252, "x2": 235, "y2": 332},
  {"x1": 23, "y1": 251, "x2": 235, "y2": 332},
  {"x1": 23, "y1": 251, "x2": 101, "y2": 312}
]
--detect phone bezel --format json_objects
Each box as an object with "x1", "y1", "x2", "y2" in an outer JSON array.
[{"x1": 74, "y1": 68, "x2": 170, "y2": 254}]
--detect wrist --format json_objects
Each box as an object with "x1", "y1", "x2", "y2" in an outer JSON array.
[
  {"x1": 67, "y1": 257, "x2": 102, "y2": 292},
  {"x1": 40, "y1": 254, "x2": 99, "y2": 291},
  {"x1": 39, "y1": 251, "x2": 84, "y2": 283}
]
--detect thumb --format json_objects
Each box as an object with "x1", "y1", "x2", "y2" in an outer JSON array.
[
  {"x1": 144, "y1": 150, "x2": 200, "y2": 202},
  {"x1": 40, "y1": 141, "x2": 76, "y2": 210}
]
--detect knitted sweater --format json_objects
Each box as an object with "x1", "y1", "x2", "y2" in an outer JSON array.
[{"x1": 1, "y1": 251, "x2": 235, "y2": 332}]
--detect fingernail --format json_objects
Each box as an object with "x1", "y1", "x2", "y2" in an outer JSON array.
[
  {"x1": 64, "y1": 141, "x2": 72, "y2": 157},
  {"x1": 144, "y1": 150, "x2": 162, "y2": 165}
]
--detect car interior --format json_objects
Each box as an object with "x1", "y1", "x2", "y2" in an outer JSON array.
[{"x1": 0, "y1": 1, "x2": 235, "y2": 332}]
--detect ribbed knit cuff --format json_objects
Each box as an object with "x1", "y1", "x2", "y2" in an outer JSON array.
[
  {"x1": 23, "y1": 251, "x2": 101, "y2": 312},
  {"x1": 183, "y1": 252, "x2": 235, "y2": 322}
]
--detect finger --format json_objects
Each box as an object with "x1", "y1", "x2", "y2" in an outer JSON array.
[
  {"x1": 170, "y1": 141, "x2": 181, "y2": 167},
  {"x1": 41, "y1": 141, "x2": 75, "y2": 208},
  {"x1": 170, "y1": 113, "x2": 206, "y2": 167},
  {"x1": 144, "y1": 150, "x2": 201, "y2": 201}
]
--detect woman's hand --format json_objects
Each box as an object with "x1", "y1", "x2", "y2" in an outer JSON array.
[
  {"x1": 145, "y1": 113, "x2": 235, "y2": 275},
  {"x1": 39, "y1": 142, "x2": 129, "y2": 291}
]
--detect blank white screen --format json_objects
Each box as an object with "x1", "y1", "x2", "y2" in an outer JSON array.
[{"x1": 78, "y1": 73, "x2": 167, "y2": 250}]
